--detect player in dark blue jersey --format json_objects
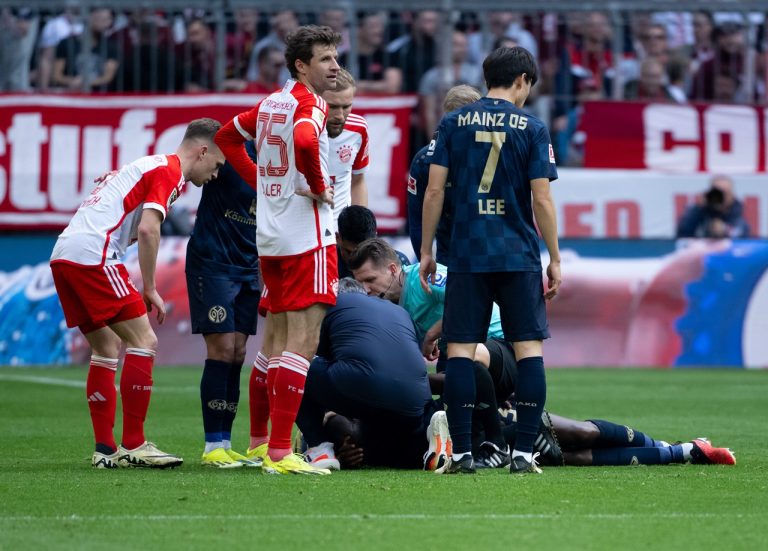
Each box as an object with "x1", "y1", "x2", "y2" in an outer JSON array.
[
  {"x1": 337, "y1": 205, "x2": 410, "y2": 279},
  {"x1": 420, "y1": 46, "x2": 562, "y2": 475},
  {"x1": 407, "y1": 85, "x2": 481, "y2": 263},
  {"x1": 337, "y1": 205, "x2": 377, "y2": 279},
  {"x1": 295, "y1": 278, "x2": 447, "y2": 470},
  {"x1": 185, "y1": 140, "x2": 261, "y2": 469}
]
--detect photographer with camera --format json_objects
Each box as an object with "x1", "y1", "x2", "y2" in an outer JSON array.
[{"x1": 676, "y1": 175, "x2": 751, "y2": 238}]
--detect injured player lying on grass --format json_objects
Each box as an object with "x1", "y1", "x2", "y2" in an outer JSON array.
[{"x1": 302, "y1": 337, "x2": 735, "y2": 472}]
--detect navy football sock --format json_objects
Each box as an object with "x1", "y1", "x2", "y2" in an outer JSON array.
[
  {"x1": 222, "y1": 361, "x2": 243, "y2": 440},
  {"x1": 200, "y1": 359, "x2": 230, "y2": 443},
  {"x1": 591, "y1": 446, "x2": 673, "y2": 466},
  {"x1": 502, "y1": 421, "x2": 517, "y2": 448},
  {"x1": 444, "y1": 357, "x2": 476, "y2": 455},
  {"x1": 589, "y1": 419, "x2": 665, "y2": 448},
  {"x1": 513, "y1": 356, "x2": 546, "y2": 455},
  {"x1": 472, "y1": 362, "x2": 505, "y2": 448}
]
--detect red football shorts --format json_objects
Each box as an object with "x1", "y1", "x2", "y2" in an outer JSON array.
[
  {"x1": 259, "y1": 245, "x2": 338, "y2": 314},
  {"x1": 51, "y1": 261, "x2": 147, "y2": 334}
]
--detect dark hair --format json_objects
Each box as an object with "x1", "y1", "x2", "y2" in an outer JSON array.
[
  {"x1": 258, "y1": 45, "x2": 282, "y2": 65},
  {"x1": 183, "y1": 118, "x2": 221, "y2": 142},
  {"x1": 347, "y1": 237, "x2": 400, "y2": 271},
  {"x1": 483, "y1": 46, "x2": 538, "y2": 89},
  {"x1": 704, "y1": 187, "x2": 725, "y2": 208},
  {"x1": 666, "y1": 56, "x2": 687, "y2": 83},
  {"x1": 694, "y1": 10, "x2": 715, "y2": 26},
  {"x1": 714, "y1": 21, "x2": 743, "y2": 39},
  {"x1": 285, "y1": 25, "x2": 341, "y2": 78},
  {"x1": 337, "y1": 205, "x2": 377, "y2": 244}
]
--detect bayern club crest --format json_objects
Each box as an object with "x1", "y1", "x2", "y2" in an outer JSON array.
[{"x1": 337, "y1": 144, "x2": 354, "y2": 163}]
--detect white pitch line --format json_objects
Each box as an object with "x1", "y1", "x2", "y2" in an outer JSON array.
[
  {"x1": 0, "y1": 513, "x2": 762, "y2": 522},
  {"x1": 0, "y1": 374, "x2": 86, "y2": 388},
  {"x1": 0, "y1": 374, "x2": 196, "y2": 393}
]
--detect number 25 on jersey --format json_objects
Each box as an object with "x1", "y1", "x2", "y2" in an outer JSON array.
[{"x1": 256, "y1": 113, "x2": 289, "y2": 178}]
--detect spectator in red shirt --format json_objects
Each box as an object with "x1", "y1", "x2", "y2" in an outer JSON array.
[{"x1": 240, "y1": 45, "x2": 285, "y2": 93}]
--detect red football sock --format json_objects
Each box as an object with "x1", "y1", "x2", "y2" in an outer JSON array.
[
  {"x1": 268, "y1": 351, "x2": 309, "y2": 460},
  {"x1": 249, "y1": 352, "x2": 270, "y2": 448},
  {"x1": 120, "y1": 348, "x2": 155, "y2": 450},
  {"x1": 86, "y1": 356, "x2": 118, "y2": 451},
  {"x1": 266, "y1": 356, "x2": 280, "y2": 419}
]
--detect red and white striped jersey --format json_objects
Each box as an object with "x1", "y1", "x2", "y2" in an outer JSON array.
[
  {"x1": 217, "y1": 79, "x2": 334, "y2": 258},
  {"x1": 328, "y1": 113, "x2": 369, "y2": 224},
  {"x1": 50, "y1": 154, "x2": 185, "y2": 267}
]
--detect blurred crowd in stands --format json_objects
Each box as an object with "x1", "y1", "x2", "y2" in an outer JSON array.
[{"x1": 1, "y1": 7, "x2": 766, "y2": 165}]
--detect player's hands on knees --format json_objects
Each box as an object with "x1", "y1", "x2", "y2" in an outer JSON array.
[
  {"x1": 143, "y1": 288, "x2": 166, "y2": 324},
  {"x1": 544, "y1": 261, "x2": 562, "y2": 301},
  {"x1": 336, "y1": 436, "x2": 364, "y2": 469},
  {"x1": 296, "y1": 186, "x2": 334, "y2": 209},
  {"x1": 419, "y1": 254, "x2": 437, "y2": 294}
]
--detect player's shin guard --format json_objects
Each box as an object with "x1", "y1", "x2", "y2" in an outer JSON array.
[
  {"x1": 200, "y1": 359, "x2": 229, "y2": 445},
  {"x1": 120, "y1": 348, "x2": 155, "y2": 450},
  {"x1": 268, "y1": 352, "x2": 309, "y2": 460},
  {"x1": 513, "y1": 357, "x2": 546, "y2": 455},
  {"x1": 87, "y1": 356, "x2": 118, "y2": 452},
  {"x1": 444, "y1": 357, "x2": 476, "y2": 455},
  {"x1": 222, "y1": 361, "x2": 243, "y2": 442},
  {"x1": 249, "y1": 353, "x2": 270, "y2": 448},
  {"x1": 588, "y1": 419, "x2": 666, "y2": 448},
  {"x1": 591, "y1": 446, "x2": 673, "y2": 466}
]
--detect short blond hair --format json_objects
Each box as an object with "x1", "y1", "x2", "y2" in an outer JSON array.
[
  {"x1": 335, "y1": 67, "x2": 356, "y2": 91},
  {"x1": 443, "y1": 84, "x2": 481, "y2": 112}
]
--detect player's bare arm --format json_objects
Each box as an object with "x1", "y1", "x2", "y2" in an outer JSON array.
[
  {"x1": 351, "y1": 173, "x2": 368, "y2": 207},
  {"x1": 422, "y1": 319, "x2": 443, "y2": 361},
  {"x1": 419, "y1": 164, "x2": 448, "y2": 293},
  {"x1": 531, "y1": 177, "x2": 562, "y2": 300},
  {"x1": 137, "y1": 208, "x2": 166, "y2": 324}
]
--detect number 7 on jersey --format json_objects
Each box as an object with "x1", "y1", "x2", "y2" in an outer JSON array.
[{"x1": 475, "y1": 131, "x2": 506, "y2": 194}]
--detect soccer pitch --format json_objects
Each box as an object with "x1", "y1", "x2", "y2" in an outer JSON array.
[{"x1": 0, "y1": 367, "x2": 766, "y2": 550}]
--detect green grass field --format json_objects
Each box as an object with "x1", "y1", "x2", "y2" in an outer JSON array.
[{"x1": 0, "y1": 367, "x2": 766, "y2": 550}]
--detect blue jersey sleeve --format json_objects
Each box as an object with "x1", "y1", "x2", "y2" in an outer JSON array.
[
  {"x1": 528, "y1": 124, "x2": 558, "y2": 182},
  {"x1": 425, "y1": 116, "x2": 452, "y2": 168},
  {"x1": 406, "y1": 147, "x2": 430, "y2": 259}
]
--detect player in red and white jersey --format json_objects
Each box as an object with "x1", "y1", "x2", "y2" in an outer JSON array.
[
  {"x1": 50, "y1": 118, "x2": 225, "y2": 470},
  {"x1": 324, "y1": 68, "x2": 369, "y2": 224},
  {"x1": 215, "y1": 25, "x2": 341, "y2": 475},
  {"x1": 51, "y1": 156, "x2": 185, "y2": 268}
]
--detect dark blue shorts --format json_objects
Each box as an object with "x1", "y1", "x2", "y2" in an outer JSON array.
[
  {"x1": 186, "y1": 272, "x2": 260, "y2": 335},
  {"x1": 443, "y1": 271, "x2": 549, "y2": 343}
]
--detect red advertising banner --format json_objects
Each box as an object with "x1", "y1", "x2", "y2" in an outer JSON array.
[
  {"x1": 0, "y1": 94, "x2": 417, "y2": 231},
  {"x1": 582, "y1": 101, "x2": 768, "y2": 173}
]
